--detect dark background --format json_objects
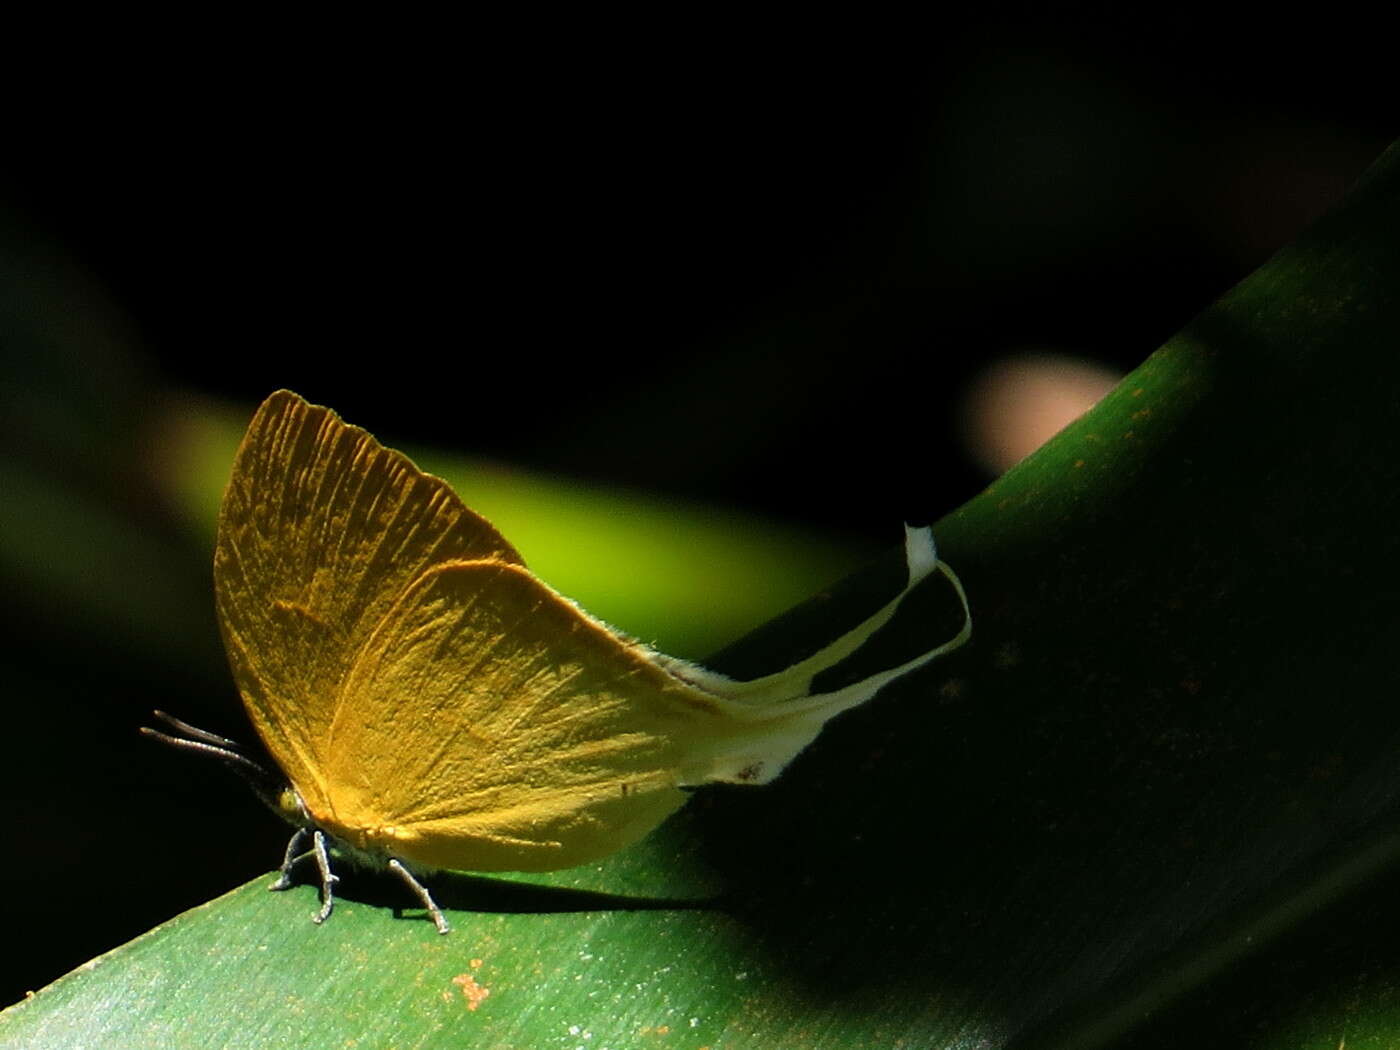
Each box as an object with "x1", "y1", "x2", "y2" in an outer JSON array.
[{"x1": 0, "y1": 23, "x2": 1392, "y2": 1008}]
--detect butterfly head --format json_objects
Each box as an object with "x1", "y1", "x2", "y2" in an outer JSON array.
[{"x1": 274, "y1": 785, "x2": 307, "y2": 823}]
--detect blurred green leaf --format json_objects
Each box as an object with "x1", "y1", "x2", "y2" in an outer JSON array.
[
  {"x1": 0, "y1": 210, "x2": 215, "y2": 678},
  {"x1": 4, "y1": 142, "x2": 1400, "y2": 1050},
  {"x1": 154, "y1": 397, "x2": 874, "y2": 660}
]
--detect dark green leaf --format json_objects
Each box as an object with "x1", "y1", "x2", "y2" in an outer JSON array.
[{"x1": 4, "y1": 142, "x2": 1400, "y2": 1050}]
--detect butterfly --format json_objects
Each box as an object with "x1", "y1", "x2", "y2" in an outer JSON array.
[{"x1": 146, "y1": 390, "x2": 970, "y2": 933}]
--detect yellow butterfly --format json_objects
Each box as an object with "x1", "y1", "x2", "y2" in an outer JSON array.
[{"x1": 146, "y1": 390, "x2": 970, "y2": 933}]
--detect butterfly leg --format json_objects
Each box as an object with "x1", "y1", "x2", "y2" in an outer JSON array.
[
  {"x1": 388, "y1": 858, "x2": 451, "y2": 935},
  {"x1": 269, "y1": 826, "x2": 312, "y2": 891},
  {"x1": 310, "y1": 829, "x2": 341, "y2": 925}
]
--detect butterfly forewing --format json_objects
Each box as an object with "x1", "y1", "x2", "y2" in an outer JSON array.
[{"x1": 214, "y1": 391, "x2": 523, "y2": 818}]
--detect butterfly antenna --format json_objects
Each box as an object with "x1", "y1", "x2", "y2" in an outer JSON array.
[
  {"x1": 140, "y1": 711, "x2": 288, "y2": 813},
  {"x1": 149, "y1": 709, "x2": 243, "y2": 749}
]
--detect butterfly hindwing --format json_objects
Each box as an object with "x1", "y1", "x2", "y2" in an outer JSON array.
[{"x1": 318, "y1": 559, "x2": 731, "y2": 871}]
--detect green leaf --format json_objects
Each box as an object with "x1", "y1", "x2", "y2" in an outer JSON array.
[{"x1": 4, "y1": 142, "x2": 1400, "y2": 1050}]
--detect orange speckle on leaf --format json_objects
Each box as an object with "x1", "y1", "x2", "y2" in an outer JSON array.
[
  {"x1": 1073, "y1": 458, "x2": 1085, "y2": 468},
  {"x1": 470, "y1": 957, "x2": 483, "y2": 969},
  {"x1": 451, "y1": 973, "x2": 491, "y2": 1011}
]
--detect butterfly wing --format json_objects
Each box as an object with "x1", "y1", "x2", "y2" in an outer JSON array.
[
  {"x1": 315, "y1": 559, "x2": 746, "y2": 872},
  {"x1": 214, "y1": 391, "x2": 523, "y2": 817}
]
